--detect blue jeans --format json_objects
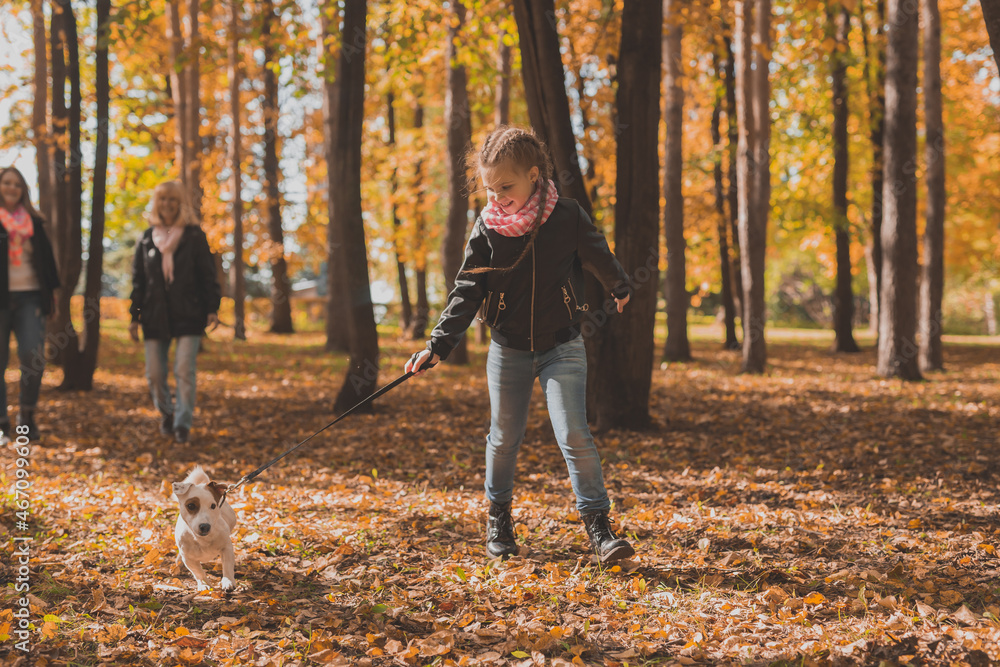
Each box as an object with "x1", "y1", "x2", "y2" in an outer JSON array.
[
  {"x1": 0, "y1": 291, "x2": 47, "y2": 417},
  {"x1": 484, "y1": 336, "x2": 611, "y2": 514},
  {"x1": 144, "y1": 336, "x2": 200, "y2": 430}
]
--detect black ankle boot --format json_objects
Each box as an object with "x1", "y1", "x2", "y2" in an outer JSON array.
[
  {"x1": 486, "y1": 501, "x2": 518, "y2": 558},
  {"x1": 160, "y1": 412, "x2": 174, "y2": 436},
  {"x1": 581, "y1": 511, "x2": 634, "y2": 564},
  {"x1": 17, "y1": 408, "x2": 39, "y2": 442}
]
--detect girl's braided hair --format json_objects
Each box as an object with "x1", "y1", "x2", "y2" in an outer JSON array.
[{"x1": 463, "y1": 125, "x2": 555, "y2": 275}]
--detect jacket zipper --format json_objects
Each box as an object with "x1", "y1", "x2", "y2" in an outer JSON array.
[
  {"x1": 478, "y1": 291, "x2": 493, "y2": 323},
  {"x1": 567, "y1": 280, "x2": 588, "y2": 312},
  {"x1": 493, "y1": 292, "x2": 506, "y2": 327},
  {"x1": 530, "y1": 246, "x2": 536, "y2": 351},
  {"x1": 561, "y1": 286, "x2": 573, "y2": 319}
]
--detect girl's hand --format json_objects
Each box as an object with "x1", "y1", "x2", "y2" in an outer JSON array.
[
  {"x1": 128, "y1": 322, "x2": 140, "y2": 342},
  {"x1": 615, "y1": 294, "x2": 630, "y2": 313},
  {"x1": 206, "y1": 313, "x2": 220, "y2": 332},
  {"x1": 405, "y1": 349, "x2": 439, "y2": 375}
]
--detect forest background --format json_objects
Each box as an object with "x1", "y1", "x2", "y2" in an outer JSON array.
[
  {"x1": 1, "y1": 0, "x2": 997, "y2": 361},
  {"x1": 1, "y1": 1, "x2": 1000, "y2": 664}
]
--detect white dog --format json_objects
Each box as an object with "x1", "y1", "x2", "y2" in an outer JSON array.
[{"x1": 171, "y1": 466, "x2": 237, "y2": 591}]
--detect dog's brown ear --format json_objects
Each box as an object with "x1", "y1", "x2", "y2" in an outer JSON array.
[
  {"x1": 207, "y1": 481, "x2": 229, "y2": 503},
  {"x1": 172, "y1": 482, "x2": 193, "y2": 500}
]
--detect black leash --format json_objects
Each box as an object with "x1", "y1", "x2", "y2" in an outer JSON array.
[{"x1": 219, "y1": 356, "x2": 434, "y2": 505}]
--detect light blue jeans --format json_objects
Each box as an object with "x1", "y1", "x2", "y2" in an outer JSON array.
[
  {"x1": 484, "y1": 336, "x2": 611, "y2": 514},
  {"x1": 144, "y1": 336, "x2": 200, "y2": 430},
  {"x1": 0, "y1": 291, "x2": 47, "y2": 416}
]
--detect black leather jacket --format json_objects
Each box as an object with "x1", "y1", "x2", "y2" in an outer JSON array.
[
  {"x1": 428, "y1": 198, "x2": 631, "y2": 359},
  {"x1": 0, "y1": 215, "x2": 60, "y2": 314},
  {"x1": 129, "y1": 226, "x2": 221, "y2": 340}
]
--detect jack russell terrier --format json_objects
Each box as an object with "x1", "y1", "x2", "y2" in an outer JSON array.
[{"x1": 172, "y1": 466, "x2": 237, "y2": 591}]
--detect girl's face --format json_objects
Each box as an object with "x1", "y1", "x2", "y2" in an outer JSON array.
[
  {"x1": 156, "y1": 190, "x2": 181, "y2": 224},
  {"x1": 0, "y1": 172, "x2": 25, "y2": 210},
  {"x1": 482, "y1": 164, "x2": 540, "y2": 215}
]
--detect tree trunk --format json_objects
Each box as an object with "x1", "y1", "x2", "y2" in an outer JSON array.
[
  {"x1": 750, "y1": 0, "x2": 772, "y2": 371},
  {"x1": 229, "y1": 0, "x2": 246, "y2": 341},
  {"x1": 662, "y1": 0, "x2": 690, "y2": 362},
  {"x1": 735, "y1": 0, "x2": 770, "y2": 373},
  {"x1": 61, "y1": 0, "x2": 110, "y2": 390},
  {"x1": 407, "y1": 102, "x2": 429, "y2": 341},
  {"x1": 496, "y1": 33, "x2": 511, "y2": 126},
  {"x1": 321, "y1": 3, "x2": 351, "y2": 352},
  {"x1": 986, "y1": 292, "x2": 997, "y2": 335},
  {"x1": 865, "y1": 241, "x2": 879, "y2": 331},
  {"x1": 396, "y1": 244, "x2": 412, "y2": 333},
  {"x1": 980, "y1": 0, "x2": 1000, "y2": 75},
  {"x1": 831, "y1": 2, "x2": 859, "y2": 353},
  {"x1": 262, "y1": 0, "x2": 293, "y2": 334},
  {"x1": 920, "y1": 0, "x2": 945, "y2": 370},
  {"x1": 49, "y1": 1, "x2": 67, "y2": 275},
  {"x1": 186, "y1": 0, "x2": 202, "y2": 217},
  {"x1": 511, "y1": 0, "x2": 589, "y2": 203},
  {"x1": 723, "y1": 27, "x2": 744, "y2": 326},
  {"x1": 442, "y1": 0, "x2": 472, "y2": 365},
  {"x1": 877, "y1": 0, "x2": 922, "y2": 380},
  {"x1": 593, "y1": 0, "x2": 662, "y2": 430},
  {"x1": 386, "y1": 91, "x2": 412, "y2": 333},
  {"x1": 48, "y1": 0, "x2": 83, "y2": 369},
  {"x1": 411, "y1": 269, "x2": 429, "y2": 340},
  {"x1": 712, "y1": 44, "x2": 739, "y2": 350},
  {"x1": 31, "y1": 0, "x2": 52, "y2": 225},
  {"x1": 512, "y1": 0, "x2": 605, "y2": 421},
  {"x1": 861, "y1": 0, "x2": 886, "y2": 337},
  {"x1": 477, "y1": 31, "x2": 510, "y2": 344},
  {"x1": 329, "y1": 0, "x2": 380, "y2": 415},
  {"x1": 167, "y1": 0, "x2": 188, "y2": 187}
]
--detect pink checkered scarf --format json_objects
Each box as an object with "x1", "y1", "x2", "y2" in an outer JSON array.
[{"x1": 481, "y1": 179, "x2": 558, "y2": 237}]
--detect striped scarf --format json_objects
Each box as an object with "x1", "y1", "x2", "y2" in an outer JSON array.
[{"x1": 481, "y1": 179, "x2": 558, "y2": 237}]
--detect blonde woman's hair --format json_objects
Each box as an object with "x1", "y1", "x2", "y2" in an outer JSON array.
[{"x1": 149, "y1": 180, "x2": 198, "y2": 227}]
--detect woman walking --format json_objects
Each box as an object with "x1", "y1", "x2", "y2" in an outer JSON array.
[
  {"x1": 129, "y1": 181, "x2": 220, "y2": 444},
  {"x1": 0, "y1": 166, "x2": 60, "y2": 442}
]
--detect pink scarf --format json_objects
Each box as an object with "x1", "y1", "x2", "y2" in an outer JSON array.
[
  {"x1": 482, "y1": 179, "x2": 558, "y2": 237},
  {"x1": 0, "y1": 206, "x2": 35, "y2": 267},
  {"x1": 151, "y1": 224, "x2": 183, "y2": 284}
]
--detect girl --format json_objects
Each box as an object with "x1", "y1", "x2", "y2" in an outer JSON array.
[
  {"x1": 405, "y1": 125, "x2": 634, "y2": 563},
  {"x1": 129, "y1": 181, "x2": 220, "y2": 444},
  {"x1": 0, "y1": 166, "x2": 60, "y2": 442}
]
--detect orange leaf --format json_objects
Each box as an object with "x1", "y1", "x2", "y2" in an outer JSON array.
[{"x1": 804, "y1": 592, "x2": 826, "y2": 605}]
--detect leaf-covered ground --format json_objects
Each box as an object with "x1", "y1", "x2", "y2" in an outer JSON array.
[{"x1": 2, "y1": 315, "x2": 999, "y2": 666}]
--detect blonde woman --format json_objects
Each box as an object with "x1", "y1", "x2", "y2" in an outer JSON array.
[
  {"x1": 129, "y1": 181, "x2": 220, "y2": 443},
  {"x1": 0, "y1": 166, "x2": 60, "y2": 442}
]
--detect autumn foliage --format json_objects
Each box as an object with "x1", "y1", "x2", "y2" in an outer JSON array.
[
  {"x1": 1, "y1": 314, "x2": 1000, "y2": 664},
  {"x1": 1, "y1": 0, "x2": 1000, "y2": 661}
]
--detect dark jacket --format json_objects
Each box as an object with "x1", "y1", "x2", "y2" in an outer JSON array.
[
  {"x1": 428, "y1": 198, "x2": 631, "y2": 360},
  {"x1": 0, "y1": 214, "x2": 61, "y2": 315},
  {"x1": 129, "y1": 225, "x2": 221, "y2": 340}
]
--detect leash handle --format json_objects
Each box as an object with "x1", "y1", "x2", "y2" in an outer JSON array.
[{"x1": 408, "y1": 351, "x2": 437, "y2": 373}]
